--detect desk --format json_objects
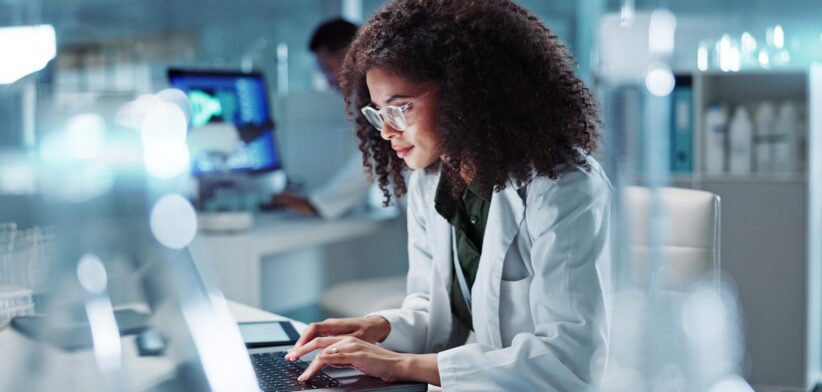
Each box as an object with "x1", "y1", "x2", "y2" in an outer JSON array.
[{"x1": 189, "y1": 210, "x2": 399, "y2": 308}]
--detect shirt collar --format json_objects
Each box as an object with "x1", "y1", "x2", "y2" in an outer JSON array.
[{"x1": 466, "y1": 181, "x2": 491, "y2": 203}]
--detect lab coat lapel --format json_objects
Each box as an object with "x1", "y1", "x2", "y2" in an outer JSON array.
[
  {"x1": 427, "y1": 176, "x2": 455, "y2": 346},
  {"x1": 431, "y1": 213, "x2": 453, "y2": 288},
  {"x1": 427, "y1": 169, "x2": 454, "y2": 282},
  {"x1": 473, "y1": 182, "x2": 526, "y2": 347}
]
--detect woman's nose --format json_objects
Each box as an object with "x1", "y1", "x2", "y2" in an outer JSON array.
[{"x1": 379, "y1": 123, "x2": 401, "y2": 140}]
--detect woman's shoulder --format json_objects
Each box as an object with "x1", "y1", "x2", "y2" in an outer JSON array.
[{"x1": 525, "y1": 155, "x2": 612, "y2": 207}]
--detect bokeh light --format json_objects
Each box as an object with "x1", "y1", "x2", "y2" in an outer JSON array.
[
  {"x1": 150, "y1": 193, "x2": 198, "y2": 249},
  {"x1": 645, "y1": 63, "x2": 676, "y2": 96},
  {"x1": 682, "y1": 286, "x2": 728, "y2": 344},
  {"x1": 648, "y1": 9, "x2": 676, "y2": 55},
  {"x1": 66, "y1": 113, "x2": 106, "y2": 160},
  {"x1": 141, "y1": 101, "x2": 190, "y2": 178},
  {"x1": 156, "y1": 88, "x2": 192, "y2": 126},
  {"x1": 76, "y1": 254, "x2": 108, "y2": 294},
  {"x1": 143, "y1": 142, "x2": 190, "y2": 179},
  {"x1": 141, "y1": 101, "x2": 187, "y2": 149}
]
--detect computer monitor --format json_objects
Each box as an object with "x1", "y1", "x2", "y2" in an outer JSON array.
[{"x1": 167, "y1": 68, "x2": 281, "y2": 176}]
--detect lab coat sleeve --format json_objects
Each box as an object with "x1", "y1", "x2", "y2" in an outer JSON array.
[
  {"x1": 437, "y1": 169, "x2": 611, "y2": 391},
  {"x1": 308, "y1": 154, "x2": 372, "y2": 219},
  {"x1": 367, "y1": 171, "x2": 435, "y2": 354}
]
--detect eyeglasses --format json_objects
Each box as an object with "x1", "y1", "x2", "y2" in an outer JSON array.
[{"x1": 360, "y1": 91, "x2": 430, "y2": 132}]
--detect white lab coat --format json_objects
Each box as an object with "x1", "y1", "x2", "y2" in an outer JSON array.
[
  {"x1": 309, "y1": 153, "x2": 409, "y2": 219},
  {"x1": 369, "y1": 156, "x2": 613, "y2": 391},
  {"x1": 308, "y1": 154, "x2": 372, "y2": 219}
]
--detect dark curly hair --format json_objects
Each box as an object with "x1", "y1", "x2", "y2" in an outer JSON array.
[{"x1": 340, "y1": 0, "x2": 599, "y2": 204}]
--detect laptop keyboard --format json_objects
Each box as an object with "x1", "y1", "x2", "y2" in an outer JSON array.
[{"x1": 251, "y1": 351, "x2": 342, "y2": 391}]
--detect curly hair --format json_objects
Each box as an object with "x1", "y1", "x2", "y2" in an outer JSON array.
[{"x1": 340, "y1": 0, "x2": 599, "y2": 205}]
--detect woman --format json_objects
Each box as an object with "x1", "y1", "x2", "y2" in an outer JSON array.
[{"x1": 285, "y1": 0, "x2": 613, "y2": 389}]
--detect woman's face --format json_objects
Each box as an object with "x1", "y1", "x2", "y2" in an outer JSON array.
[{"x1": 365, "y1": 67, "x2": 442, "y2": 170}]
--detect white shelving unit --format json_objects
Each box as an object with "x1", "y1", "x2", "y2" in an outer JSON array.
[{"x1": 676, "y1": 69, "x2": 819, "y2": 391}]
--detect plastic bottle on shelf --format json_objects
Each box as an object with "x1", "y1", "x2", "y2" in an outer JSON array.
[
  {"x1": 728, "y1": 106, "x2": 753, "y2": 175},
  {"x1": 773, "y1": 101, "x2": 800, "y2": 174},
  {"x1": 754, "y1": 101, "x2": 776, "y2": 174},
  {"x1": 704, "y1": 103, "x2": 728, "y2": 175}
]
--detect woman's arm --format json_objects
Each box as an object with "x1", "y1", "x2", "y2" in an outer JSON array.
[
  {"x1": 288, "y1": 171, "x2": 446, "y2": 383},
  {"x1": 403, "y1": 354, "x2": 441, "y2": 385},
  {"x1": 365, "y1": 170, "x2": 440, "y2": 354}
]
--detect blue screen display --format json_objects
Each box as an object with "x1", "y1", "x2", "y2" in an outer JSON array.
[{"x1": 168, "y1": 69, "x2": 280, "y2": 175}]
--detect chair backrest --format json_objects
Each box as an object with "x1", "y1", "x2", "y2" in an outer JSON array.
[{"x1": 623, "y1": 186, "x2": 721, "y2": 290}]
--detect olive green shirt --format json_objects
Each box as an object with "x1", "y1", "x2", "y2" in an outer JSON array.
[{"x1": 434, "y1": 176, "x2": 491, "y2": 331}]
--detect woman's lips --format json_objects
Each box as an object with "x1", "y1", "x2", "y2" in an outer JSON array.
[{"x1": 394, "y1": 146, "x2": 413, "y2": 158}]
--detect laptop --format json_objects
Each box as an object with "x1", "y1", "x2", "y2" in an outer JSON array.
[{"x1": 239, "y1": 321, "x2": 427, "y2": 391}]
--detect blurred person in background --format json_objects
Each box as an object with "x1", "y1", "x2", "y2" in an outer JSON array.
[{"x1": 272, "y1": 18, "x2": 378, "y2": 219}]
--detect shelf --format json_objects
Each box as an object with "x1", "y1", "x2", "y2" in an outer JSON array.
[
  {"x1": 695, "y1": 69, "x2": 808, "y2": 77},
  {"x1": 683, "y1": 174, "x2": 806, "y2": 183}
]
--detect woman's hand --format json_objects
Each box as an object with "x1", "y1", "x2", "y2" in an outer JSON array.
[
  {"x1": 287, "y1": 335, "x2": 441, "y2": 385},
  {"x1": 289, "y1": 316, "x2": 391, "y2": 354}
]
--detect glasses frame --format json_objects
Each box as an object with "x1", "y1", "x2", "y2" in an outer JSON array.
[{"x1": 360, "y1": 91, "x2": 431, "y2": 132}]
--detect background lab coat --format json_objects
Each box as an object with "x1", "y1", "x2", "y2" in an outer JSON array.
[
  {"x1": 370, "y1": 156, "x2": 613, "y2": 391},
  {"x1": 308, "y1": 153, "x2": 371, "y2": 219}
]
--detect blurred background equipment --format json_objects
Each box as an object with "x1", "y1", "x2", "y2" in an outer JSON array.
[{"x1": 167, "y1": 68, "x2": 285, "y2": 214}]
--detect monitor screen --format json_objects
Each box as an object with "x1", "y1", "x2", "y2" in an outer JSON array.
[{"x1": 167, "y1": 69, "x2": 281, "y2": 175}]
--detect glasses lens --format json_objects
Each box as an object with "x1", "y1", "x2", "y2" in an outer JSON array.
[
  {"x1": 361, "y1": 107, "x2": 384, "y2": 130},
  {"x1": 383, "y1": 107, "x2": 407, "y2": 131}
]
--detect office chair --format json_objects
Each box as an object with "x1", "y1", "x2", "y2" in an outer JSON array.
[{"x1": 622, "y1": 186, "x2": 721, "y2": 290}]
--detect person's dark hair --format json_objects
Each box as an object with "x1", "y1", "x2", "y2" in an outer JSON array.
[
  {"x1": 308, "y1": 18, "x2": 359, "y2": 54},
  {"x1": 340, "y1": 0, "x2": 599, "y2": 204}
]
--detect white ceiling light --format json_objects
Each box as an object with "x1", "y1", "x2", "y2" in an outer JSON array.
[{"x1": 0, "y1": 24, "x2": 57, "y2": 84}]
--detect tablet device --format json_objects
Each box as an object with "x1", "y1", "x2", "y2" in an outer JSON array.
[{"x1": 237, "y1": 321, "x2": 300, "y2": 348}]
